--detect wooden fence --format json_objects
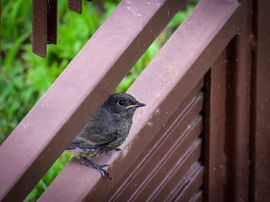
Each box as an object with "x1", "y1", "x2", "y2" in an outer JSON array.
[{"x1": 0, "y1": 0, "x2": 270, "y2": 201}]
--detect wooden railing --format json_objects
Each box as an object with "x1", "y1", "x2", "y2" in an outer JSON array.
[{"x1": 0, "y1": 0, "x2": 270, "y2": 201}]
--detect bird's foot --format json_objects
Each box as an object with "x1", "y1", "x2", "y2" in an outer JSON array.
[
  {"x1": 115, "y1": 148, "x2": 122, "y2": 151},
  {"x1": 80, "y1": 157, "x2": 111, "y2": 179}
]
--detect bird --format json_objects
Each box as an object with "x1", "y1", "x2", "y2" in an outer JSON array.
[{"x1": 66, "y1": 92, "x2": 146, "y2": 179}]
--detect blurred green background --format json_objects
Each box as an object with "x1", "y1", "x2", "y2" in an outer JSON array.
[{"x1": 1, "y1": 0, "x2": 199, "y2": 201}]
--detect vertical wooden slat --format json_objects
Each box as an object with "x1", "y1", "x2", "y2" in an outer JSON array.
[
  {"x1": 47, "y1": 0, "x2": 57, "y2": 44},
  {"x1": 0, "y1": 1, "x2": 1, "y2": 41},
  {"x1": 225, "y1": 0, "x2": 252, "y2": 198},
  {"x1": 32, "y1": 0, "x2": 47, "y2": 57},
  {"x1": 68, "y1": 0, "x2": 82, "y2": 14},
  {"x1": 204, "y1": 50, "x2": 227, "y2": 201},
  {"x1": 250, "y1": 0, "x2": 270, "y2": 201}
]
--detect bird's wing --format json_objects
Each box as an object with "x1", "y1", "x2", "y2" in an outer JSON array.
[
  {"x1": 67, "y1": 132, "x2": 118, "y2": 150},
  {"x1": 66, "y1": 137, "x2": 86, "y2": 150},
  {"x1": 67, "y1": 107, "x2": 119, "y2": 149},
  {"x1": 78, "y1": 113, "x2": 119, "y2": 146},
  {"x1": 82, "y1": 129, "x2": 118, "y2": 147}
]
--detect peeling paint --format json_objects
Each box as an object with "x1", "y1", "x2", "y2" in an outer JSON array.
[
  {"x1": 127, "y1": 5, "x2": 141, "y2": 17},
  {"x1": 155, "y1": 108, "x2": 160, "y2": 114},
  {"x1": 121, "y1": 143, "x2": 131, "y2": 158},
  {"x1": 21, "y1": 123, "x2": 30, "y2": 130}
]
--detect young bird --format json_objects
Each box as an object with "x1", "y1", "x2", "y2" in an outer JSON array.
[{"x1": 66, "y1": 93, "x2": 146, "y2": 179}]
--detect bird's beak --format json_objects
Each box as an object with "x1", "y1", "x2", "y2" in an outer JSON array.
[{"x1": 126, "y1": 102, "x2": 146, "y2": 109}]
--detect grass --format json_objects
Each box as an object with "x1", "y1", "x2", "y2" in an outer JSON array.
[{"x1": 1, "y1": 0, "x2": 199, "y2": 201}]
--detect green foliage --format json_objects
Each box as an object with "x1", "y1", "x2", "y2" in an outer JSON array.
[
  {"x1": 1, "y1": 0, "x2": 118, "y2": 143},
  {"x1": 24, "y1": 153, "x2": 72, "y2": 202},
  {"x1": 1, "y1": 0, "x2": 198, "y2": 201}
]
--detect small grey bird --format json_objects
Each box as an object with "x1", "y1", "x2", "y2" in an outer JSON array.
[{"x1": 66, "y1": 93, "x2": 146, "y2": 179}]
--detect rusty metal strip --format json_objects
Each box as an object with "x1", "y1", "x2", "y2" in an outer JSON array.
[
  {"x1": 32, "y1": 0, "x2": 47, "y2": 57},
  {"x1": 47, "y1": 0, "x2": 57, "y2": 44},
  {"x1": 39, "y1": 1, "x2": 240, "y2": 201},
  {"x1": 0, "y1": 0, "x2": 188, "y2": 201},
  {"x1": 204, "y1": 50, "x2": 226, "y2": 201},
  {"x1": 68, "y1": 0, "x2": 82, "y2": 14}
]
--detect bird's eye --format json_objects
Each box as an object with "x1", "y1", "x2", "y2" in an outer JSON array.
[{"x1": 118, "y1": 99, "x2": 125, "y2": 106}]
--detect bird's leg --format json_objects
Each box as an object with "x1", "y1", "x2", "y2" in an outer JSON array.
[{"x1": 80, "y1": 157, "x2": 111, "y2": 179}]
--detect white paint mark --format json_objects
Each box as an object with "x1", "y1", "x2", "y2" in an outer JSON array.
[{"x1": 127, "y1": 5, "x2": 141, "y2": 17}]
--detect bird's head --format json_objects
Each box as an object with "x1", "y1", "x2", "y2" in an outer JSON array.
[{"x1": 104, "y1": 93, "x2": 146, "y2": 115}]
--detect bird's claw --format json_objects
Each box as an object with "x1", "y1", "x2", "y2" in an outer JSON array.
[
  {"x1": 80, "y1": 157, "x2": 112, "y2": 179},
  {"x1": 115, "y1": 148, "x2": 122, "y2": 151}
]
